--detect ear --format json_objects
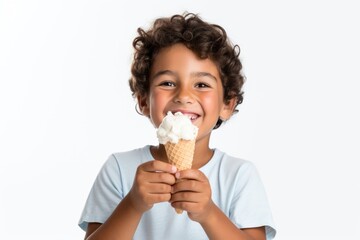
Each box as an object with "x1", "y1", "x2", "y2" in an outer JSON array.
[
  {"x1": 136, "y1": 94, "x2": 150, "y2": 117},
  {"x1": 219, "y1": 97, "x2": 237, "y2": 120}
]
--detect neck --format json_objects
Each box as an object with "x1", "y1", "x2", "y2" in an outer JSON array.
[{"x1": 192, "y1": 137, "x2": 213, "y2": 169}]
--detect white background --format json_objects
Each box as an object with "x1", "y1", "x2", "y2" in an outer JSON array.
[{"x1": 1, "y1": 0, "x2": 359, "y2": 239}]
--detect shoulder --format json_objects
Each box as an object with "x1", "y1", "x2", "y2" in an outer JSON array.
[
  {"x1": 108, "y1": 145, "x2": 151, "y2": 166},
  {"x1": 209, "y1": 149, "x2": 262, "y2": 187},
  {"x1": 213, "y1": 149, "x2": 256, "y2": 172},
  {"x1": 100, "y1": 145, "x2": 151, "y2": 177}
]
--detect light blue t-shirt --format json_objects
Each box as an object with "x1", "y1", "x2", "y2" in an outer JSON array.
[{"x1": 78, "y1": 146, "x2": 276, "y2": 239}]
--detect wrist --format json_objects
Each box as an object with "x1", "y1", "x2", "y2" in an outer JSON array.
[
  {"x1": 196, "y1": 201, "x2": 218, "y2": 225},
  {"x1": 123, "y1": 192, "x2": 147, "y2": 216}
]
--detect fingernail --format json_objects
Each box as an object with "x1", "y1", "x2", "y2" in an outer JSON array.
[
  {"x1": 171, "y1": 165, "x2": 177, "y2": 173},
  {"x1": 175, "y1": 172, "x2": 180, "y2": 179}
]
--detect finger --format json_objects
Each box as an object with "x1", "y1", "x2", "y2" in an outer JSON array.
[
  {"x1": 175, "y1": 169, "x2": 207, "y2": 181},
  {"x1": 146, "y1": 193, "x2": 172, "y2": 203},
  {"x1": 145, "y1": 183, "x2": 173, "y2": 194},
  {"x1": 170, "y1": 189, "x2": 211, "y2": 203},
  {"x1": 170, "y1": 193, "x2": 209, "y2": 213},
  {"x1": 171, "y1": 201, "x2": 211, "y2": 214},
  {"x1": 140, "y1": 171, "x2": 176, "y2": 185},
  {"x1": 171, "y1": 201, "x2": 198, "y2": 212},
  {"x1": 150, "y1": 172, "x2": 176, "y2": 185},
  {"x1": 141, "y1": 160, "x2": 177, "y2": 173},
  {"x1": 170, "y1": 192, "x2": 211, "y2": 213},
  {"x1": 154, "y1": 193, "x2": 172, "y2": 202},
  {"x1": 170, "y1": 191, "x2": 204, "y2": 203},
  {"x1": 172, "y1": 179, "x2": 205, "y2": 193}
]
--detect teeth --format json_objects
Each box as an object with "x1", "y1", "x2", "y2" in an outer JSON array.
[
  {"x1": 184, "y1": 114, "x2": 197, "y2": 120},
  {"x1": 172, "y1": 111, "x2": 198, "y2": 120}
]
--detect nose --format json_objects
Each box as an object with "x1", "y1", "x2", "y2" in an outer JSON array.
[{"x1": 173, "y1": 86, "x2": 194, "y2": 104}]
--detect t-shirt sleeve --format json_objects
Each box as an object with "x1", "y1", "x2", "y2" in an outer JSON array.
[
  {"x1": 78, "y1": 154, "x2": 123, "y2": 231},
  {"x1": 230, "y1": 162, "x2": 276, "y2": 240}
]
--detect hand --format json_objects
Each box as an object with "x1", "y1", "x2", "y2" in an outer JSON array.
[
  {"x1": 170, "y1": 169, "x2": 214, "y2": 222},
  {"x1": 128, "y1": 160, "x2": 177, "y2": 214}
]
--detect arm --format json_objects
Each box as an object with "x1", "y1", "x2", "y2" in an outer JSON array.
[
  {"x1": 200, "y1": 204, "x2": 266, "y2": 240},
  {"x1": 85, "y1": 160, "x2": 177, "y2": 240},
  {"x1": 170, "y1": 170, "x2": 266, "y2": 240}
]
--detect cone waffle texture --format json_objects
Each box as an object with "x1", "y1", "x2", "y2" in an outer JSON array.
[
  {"x1": 165, "y1": 139, "x2": 195, "y2": 214},
  {"x1": 165, "y1": 139, "x2": 195, "y2": 171}
]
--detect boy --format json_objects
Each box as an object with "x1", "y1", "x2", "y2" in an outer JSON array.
[{"x1": 79, "y1": 12, "x2": 276, "y2": 240}]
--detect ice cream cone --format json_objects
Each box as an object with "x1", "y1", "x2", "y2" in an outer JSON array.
[
  {"x1": 165, "y1": 139, "x2": 196, "y2": 214},
  {"x1": 157, "y1": 111, "x2": 198, "y2": 214}
]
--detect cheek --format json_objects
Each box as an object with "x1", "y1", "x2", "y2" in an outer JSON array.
[
  {"x1": 200, "y1": 93, "x2": 222, "y2": 112},
  {"x1": 150, "y1": 91, "x2": 167, "y2": 108},
  {"x1": 148, "y1": 91, "x2": 168, "y2": 127}
]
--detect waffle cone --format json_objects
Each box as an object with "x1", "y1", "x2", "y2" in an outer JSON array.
[
  {"x1": 165, "y1": 139, "x2": 195, "y2": 214},
  {"x1": 165, "y1": 139, "x2": 195, "y2": 170}
]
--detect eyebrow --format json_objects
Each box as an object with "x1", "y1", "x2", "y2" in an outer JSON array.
[
  {"x1": 151, "y1": 70, "x2": 218, "y2": 82},
  {"x1": 190, "y1": 72, "x2": 218, "y2": 82},
  {"x1": 151, "y1": 70, "x2": 176, "y2": 81}
]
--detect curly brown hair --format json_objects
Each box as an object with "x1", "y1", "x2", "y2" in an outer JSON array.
[{"x1": 129, "y1": 12, "x2": 245, "y2": 128}]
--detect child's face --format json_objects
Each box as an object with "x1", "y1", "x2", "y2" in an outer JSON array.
[{"x1": 139, "y1": 43, "x2": 234, "y2": 141}]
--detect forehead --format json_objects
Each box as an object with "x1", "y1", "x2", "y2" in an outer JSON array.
[{"x1": 150, "y1": 44, "x2": 220, "y2": 78}]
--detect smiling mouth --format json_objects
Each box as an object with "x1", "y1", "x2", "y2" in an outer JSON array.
[{"x1": 171, "y1": 111, "x2": 199, "y2": 121}]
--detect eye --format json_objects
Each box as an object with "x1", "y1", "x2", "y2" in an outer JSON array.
[
  {"x1": 195, "y1": 82, "x2": 210, "y2": 88},
  {"x1": 159, "y1": 81, "x2": 176, "y2": 87}
]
